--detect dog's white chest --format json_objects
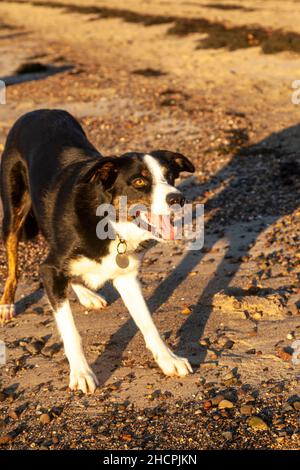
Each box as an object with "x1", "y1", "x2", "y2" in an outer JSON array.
[{"x1": 69, "y1": 248, "x2": 140, "y2": 290}]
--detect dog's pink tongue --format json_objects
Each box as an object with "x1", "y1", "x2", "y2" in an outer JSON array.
[{"x1": 160, "y1": 215, "x2": 175, "y2": 240}]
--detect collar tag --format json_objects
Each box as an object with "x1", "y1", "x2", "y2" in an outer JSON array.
[{"x1": 116, "y1": 238, "x2": 129, "y2": 269}]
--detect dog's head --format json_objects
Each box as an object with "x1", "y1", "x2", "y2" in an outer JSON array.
[{"x1": 84, "y1": 150, "x2": 195, "y2": 242}]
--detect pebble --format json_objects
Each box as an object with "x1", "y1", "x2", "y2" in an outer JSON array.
[
  {"x1": 181, "y1": 308, "x2": 191, "y2": 315},
  {"x1": 276, "y1": 347, "x2": 292, "y2": 362},
  {"x1": 206, "y1": 349, "x2": 218, "y2": 360},
  {"x1": 240, "y1": 405, "x2": 254, "y2": 415},
  {"x1": 211, "y1": 394, "x2": 224, "y2": 406},
  {"x1": 222, "y1": 431, "x2": 233, "y2": 441},
  {"x1": 223, "y1": 369, "x2": 237, "y2": 380},
  {"x1": 200, "y1": 362, "x2": 218, "y2": 369},
  {"x1": 203, "y1": 400, "x2": 212, "y2": 410},
  {"x1": 223, "y1": 340, "x2": 235, "y2": 349},
  {"x1": 218, "y1": 400, "x2": 234, "y2": 410},
  {"x1": 292, "y1": 401, "x2": 300, "y2": 411},
  {"x1": 40, "y1": 413, "x2": 51, "y2": 425},
  {"x1": 246, "y1": 349, "x2": 256, "y2": 355},
  {"x1": 8, "y1": 409, "x2": 18, "y2": 420},
  {"x1": 247, "y1": 416, "x2": 268, "y2": 431},
  {"x1": 282, "y1": 403, "x2": 294, "y2": 412},
  {"x1": 42, "y1": 342, "x2": 62, "y2": 357},
  {"x1": 0, "y1": 435, "x2": 13, "y2": 445},
  {"x1": 223, "y1": 377, "x2": 238, "y2": 386}
]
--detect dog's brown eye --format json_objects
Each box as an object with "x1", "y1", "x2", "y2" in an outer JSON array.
[{"x1": 132, "y1": 178, "x2": 147, "y2": 188}]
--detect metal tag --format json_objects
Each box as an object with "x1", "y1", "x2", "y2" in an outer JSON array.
[{"x1": 116, "y1": 253, "x2": 130, "y2": 269}]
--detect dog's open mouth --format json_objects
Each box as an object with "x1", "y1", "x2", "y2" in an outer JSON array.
[{"x1": 136, "y1": 211, "x2": 176, "y2": 240}]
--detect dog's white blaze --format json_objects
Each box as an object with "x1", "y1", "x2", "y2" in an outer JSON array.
[{"x1": 144, "y1": 154, "x2": 179, "y2": 214}]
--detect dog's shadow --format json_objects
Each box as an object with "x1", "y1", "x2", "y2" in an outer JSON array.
[
  {"x1": 15, "y1": 287, "x2": 44, "y2": 315},
  {"x1": 92, "y1": 123, "x2": 300, "y2": 385}
]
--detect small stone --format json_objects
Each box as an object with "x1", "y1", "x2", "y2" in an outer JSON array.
[
  {"x1": 199, "y1": 338, "x2": 210, "y2": 347},
  {"x1": 40, "y1": 413, "x2": 51, "y2": 425},
  {"x1": 211, "y1": 394, "x2": 224, "y2": 406},
  {"x1": 0, "y1": 392, "x2": 6, "y2": 402},
  {"x1": 240, "y1": 405, "x2": 253, "y2": 415},
  {"x1": 0, "y1": 435, "x2": 13, "y2": 445},
  {"x1": 8, "y1": 409, "x2": 18, "y2": 420},
  {"x1": 203, "y1": 400, "x2": 212, "y2": 410},
  {"x1": 251, "y1": 312, "x2": 262, "y2": 321},
  {"x1": 246, "y1": 349, "x2": 256, "y2": 355},
  {"x1": 248, "y1": 416, "x2": 268, "y2": 431},
  {"x1": 218, "y1": 400, "x2": 234, "y2": 410},
  {"x1": 222, "y1": 431, "x2": 233, "y2": 440},
  {"x1": 292, "y1": 401, "x2": 300, "y2": 411},
  {"x1": 282, "y1": 403, "x2": 293, "y2": 412},
  {"x1": 223, "y1": 377, "x2": 237, "y2": 386},
  {"x1": 276, "y1": 347, "x2": 292, "y2": 362},
  {"x1": 181, "y1": 307, "x2": 191, "y2": 315},
  {"x1": 207, "y1": 349, "x2": 218, "y2": 360},
  {"x1": 223, "y1": 369, "x2": 237, "y2": 380},
  {"x1": 223, "y1": 340, "x2": 235, "y2": 350},
  {"x1": 42, "y1": 342, "x2": 62, "y2": 357}
]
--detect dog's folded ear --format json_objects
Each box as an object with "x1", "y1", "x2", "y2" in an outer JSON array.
[
  {"x1": 150, "y1": 150, "x2": 195, "y2": 176},
  {"x1": 82, "y1": 157, "x2": 120, "y2": 189}
]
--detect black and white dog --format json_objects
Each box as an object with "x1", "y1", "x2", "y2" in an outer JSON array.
[{"x1": 0, "y1": 109, "x2": 195, "y2": 393}]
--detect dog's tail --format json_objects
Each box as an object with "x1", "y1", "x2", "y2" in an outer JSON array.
[{"x1": 0, "y1": 147, "x2": 40, "y2": 242}]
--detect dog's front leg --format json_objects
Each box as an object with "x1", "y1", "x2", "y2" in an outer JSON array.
[
  {"x1": 41, "y1": 262, "x2": 99, "y2": 394},
  {"x1": 113, "y1": 273, "x2": 192, "y2": 377}
]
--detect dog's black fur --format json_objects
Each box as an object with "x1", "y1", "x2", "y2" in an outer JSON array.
[
  {"x1": 0, "y1": 109, "x2": 194, "y2": 311},
  {"x1": 0, "y1": 109, "x2": 196, "y2": 392}
]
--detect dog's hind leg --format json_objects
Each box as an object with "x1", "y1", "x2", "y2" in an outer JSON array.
[
  {"x1": 0, "y1": 156, "x2": 31, "y2": 325},
  {"x1": 71, "y1": 283, "x2": 107, "y2": 310}
]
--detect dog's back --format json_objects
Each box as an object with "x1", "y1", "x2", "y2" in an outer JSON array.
[{"x1": 0, "y1": 109, "x2": 100, "y2": 241}]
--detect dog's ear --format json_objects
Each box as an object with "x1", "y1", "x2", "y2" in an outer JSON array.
[
  {"x1": 83, "y1": 157, "x2": 120, "y2": 189},
  {"x1": 150, "y1": 150, "x2": 195, "y2": 176}
]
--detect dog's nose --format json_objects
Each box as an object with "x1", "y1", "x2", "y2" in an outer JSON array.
[{"x1": 166, "y1": 192, "x2": 186, "y2": 207}]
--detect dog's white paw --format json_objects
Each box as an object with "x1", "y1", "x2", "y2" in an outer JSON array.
[
  {"x1": 79, "y1": 291, "x2": 107, "y2": 310},
  {"x1": 156, "y1": 350, "x2": 193, "y2": 377},
  {"x1": 72, "y1": 284, "x2": 107, "y2": 310},
  {"x1": 0, "y1": 304, "x2": 15, "y2": 326},
  {"x1": 69, "y1": 366, "x2": 99, "y2": 394}
]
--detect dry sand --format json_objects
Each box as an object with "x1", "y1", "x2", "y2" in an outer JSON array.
[{"x1": 0, "y1": 0, "x2": 300, "y2": 449}]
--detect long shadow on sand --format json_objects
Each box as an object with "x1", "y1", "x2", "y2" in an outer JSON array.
[
  {"x1": 5, "y1": 0, "x2": 300, "y2": 54},
  {"x1": 93, "y1": 123, "x2": 300, "y2": 385},
  {"x1": 1, "y1": 64, "x2": 73, "y2": 87}
]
